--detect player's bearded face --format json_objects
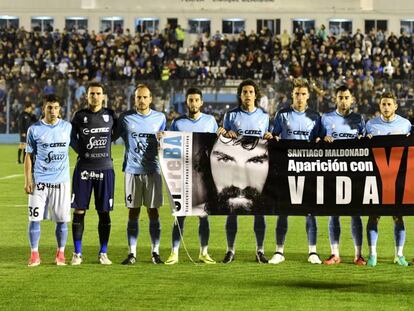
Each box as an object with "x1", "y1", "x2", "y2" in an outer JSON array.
[
  {"x1": 379, "y1": 98, "x2": 397, "y2": 119},
  {"x1": 186, "y1": 94, "x2": 203, "y2": 114},
  {"x1": 336, "y1": 90, "x2": 353, "y2": 114},
  {"x1": 135, "y1": 87, "x2": 152, "y2": 113},
  {"x1": 292, "y1": 87, "x2": 309, "y2": 112},
  {"x1": 210, "y1": 137, "x2": 268, "y2": 212}
]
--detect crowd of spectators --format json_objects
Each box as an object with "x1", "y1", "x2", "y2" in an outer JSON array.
[{"x1": 1, "y1": 23, "x2": 414, "y2": 133}]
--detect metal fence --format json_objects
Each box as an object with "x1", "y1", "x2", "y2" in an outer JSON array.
[{"x1": 1, "y1": 78, "x2": 414, "y2": 134}]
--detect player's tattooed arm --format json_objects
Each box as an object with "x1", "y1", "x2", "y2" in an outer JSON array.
[{"x1": 24, "y1": 152, "x2": 34, "y2": 194}]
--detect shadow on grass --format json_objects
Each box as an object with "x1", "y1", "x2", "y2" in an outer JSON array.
[{"x1": 247, "y1": 278, "x2": 414, "y2": 295}]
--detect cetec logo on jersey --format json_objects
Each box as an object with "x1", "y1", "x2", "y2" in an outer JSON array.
[
  {"x1": 82, "y1": 127, "x2": 110, "y2": 135},
  {"x1": 332, "y1": 132, "x2": 358, "y2": 138},
  {"x1": 42, "y1": 142, "x2": 67, "y2": 148},
  {"x1": 131, "y1": 132, "x2": 153, "y2": 138},
  {"x1": 237, "y1": 129, "x2": 262, "y2": 136},
  {"x1": 287, "y1": 130, "x2": 310, "y2": 136},
  {"x1": 86, "y1": 136, "x2": 108, "y2": 150},
  {"x1": 44, "y1": 151, "x2": 66, "y2": 163}
]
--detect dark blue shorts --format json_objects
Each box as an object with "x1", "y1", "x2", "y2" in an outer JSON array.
[{"x1": 71, "y1": 167, "x2": 115, "y2": 212}]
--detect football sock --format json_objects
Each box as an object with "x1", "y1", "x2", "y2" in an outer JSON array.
[
  {"x1": 127, "y1": 219, "x2": 139, "y2": 256},
  {"x1": 330, "y1": 244, "x2": 339, "y2": 257},
  {"x1": 200, "y1": 245, "x2": 208, "y2": 256},
  {"x1": 395, "y1": 246, "x2": 404, "y2": 257},
  {"x1": 199, "y1": 216, "x2": 210, "y2": 248},
  {"x1": 394, "y1": 219, "x2": 405, "y2": 252},
  {"x1": 306, "y1": 215, "x2": 317, "y2": 246},
  {"x1": 18, "y1": 149, "x2": 22, "y2": 163},
  {"x1": 72, "y1": 213, "x2": 85, "y2": 254},
  {"x1": 276, "y1": 245, "x2": 284, "y2": 254},
  {"x1": 351, "y1": 216, "x2": 363, "y2": 247},
  {"x1": 226, "y1": 215, "x2": 237, "y2": 252},
  {"x1": 28, "y1": 221, "x2": 41, "y2": 251},
  {"x1": 367, "y1": 217, "x2": 378, "y2": 250},
  {"x1": 254, "y1": 215, "x2": 266, "y2": 252},
  {"x1": 149, "y1": 218, "x2": 161, "y2": 254},
  {"x1": 354, "y1": 245, "x2": 362, "y2": 258},
  {"x1": 172, "y1": 216, "x2": 185, "y2": 251},
  {"x1": 369, "y1": 245, "x2": 377, "y2": 256},
  {"x1": 308, "y1": 245, "x2": 317, "y2": 254},
  {"x1": 276, "y1": 216, "x2": 288, "y2": 246},
  {"x1": 98, "y1": 212, "x2": 111, "y2": 254},
  {"x1": 328, "y1": 216, "x2": 340, "y2": 246},
  {"x1": 55, "y1": 222, "x2": 68, "y2": 250}
]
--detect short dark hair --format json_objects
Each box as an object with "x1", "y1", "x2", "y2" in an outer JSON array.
[
  {"x1": 237, "y1": 79, "x2": 261, "y2": 107},
  {"x1": 380, "y1": 91, "x2": 397, "y2": 102},
  {"x1": 43, "y1": 94, "x2": 60, "y2": 105},
  {"x1": 24, "y1": 102, "x2": 32, "y2": 109},
  {"x1": 335, "y1": 85, "x2": 352, "y2": 95},
  {"x1": 135, "y1": 83, "x2": 152, "y2": 97},
  {"x1": 185, "y1": 87, "x2": 203, "y2": 101},
  {"x1": 87, "y1": 81, "x2": 105, "y2": 94}
]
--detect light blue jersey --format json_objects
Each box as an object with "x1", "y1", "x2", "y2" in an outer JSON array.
[
  {"x1": 223, "y1": 107, "x2": 269, "y2": 138},
  {"x1": 118, "y1": 109, "x2": 167, "y2": 174},
  {"x1": 26, "y1": 119, "x2": 72, "y2": 183},
  {"x1": 366, "y1": 115, "x2": 412, "y2": 136},
  {"x1": 321, "y1": 110, "x2": 365, "y2": 140},
  {"x1": 273, "y1": 107, "x2": 321, "y2": 141},
  {"x1": 170, "y1": 113, "x2": 218, "y2": 133}
]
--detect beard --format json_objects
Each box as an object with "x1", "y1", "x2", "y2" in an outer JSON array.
[{"x1": 216, "y1": 186, "x2": 261, "y2": 214}]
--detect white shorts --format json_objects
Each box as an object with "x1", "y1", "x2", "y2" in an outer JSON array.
[
  {"x1": 124, "y1": 173, "x2": 163, "y2": 209},
  {"x1": 28, "y1": 182, "x2": 71, "y2": 222}
]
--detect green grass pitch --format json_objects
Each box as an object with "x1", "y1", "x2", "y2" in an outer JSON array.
[{"x1": 0, "y1": 144, "x2": 413, "y2": 310}]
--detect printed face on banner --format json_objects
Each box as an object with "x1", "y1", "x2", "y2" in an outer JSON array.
[{"x1": 209, "y1": 136, "x2": 269, "y2": 212}]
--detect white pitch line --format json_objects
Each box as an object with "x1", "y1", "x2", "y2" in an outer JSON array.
[{"x1": 0, "y1": 174, "x2": 24, "y2": 180}]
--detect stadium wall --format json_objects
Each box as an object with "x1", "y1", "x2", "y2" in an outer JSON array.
[{"x1": 1, "y1": 0, "x2": 414, "y2": 37}]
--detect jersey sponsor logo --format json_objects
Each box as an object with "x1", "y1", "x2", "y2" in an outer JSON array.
[
  {"x1": 332, "y1": 132, "x2": 357, "y2": 138},
  {"x1": 44, "y1": 151, "x2": 66, "y2": 163},
  {"x1": 85, "y1": 152, "x2": 109, "y2": 159},
  {"x1": 86, "y1": 136, "x2": 108, "y2": 150},
  {"x1": 131, "y1": 132, "x2": 153, "y2": 138},
  {"x1": 36, "y1": 183, "x2": 61, "y2": 190},
  {"x1": 102, "y1": 115, "x2": 109, "y2": 122},
  {"x1": 42, "y1": 142, "x2": 67, "y2": 148},
  {"x1": 82, "y1": 127, "x2": 110, "y2": 135},
  {"x1": 80, "y1": 170, "x2": 104, "y2": 180},
  {"x1": 237, "y1": 129, "x2": 262, "y2": 136},
  {"x1": 287, "y1": 130, "x2": 310, "y2": 136}
]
